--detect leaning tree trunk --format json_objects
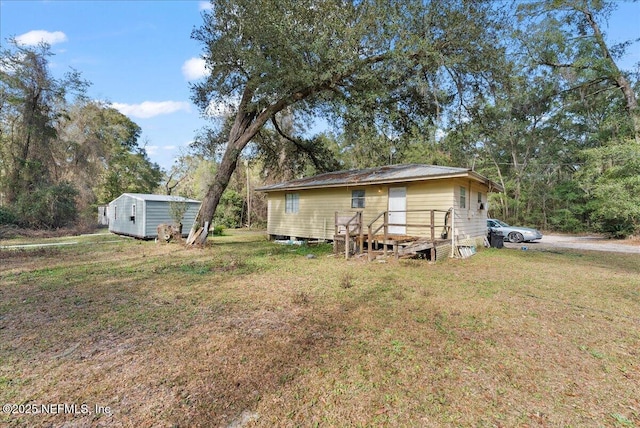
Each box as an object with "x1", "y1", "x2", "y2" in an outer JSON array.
[
  {"x1": 186, "y1": 111, "x2": 257, "y2": 245},
  {"x1": 185, "y1": 80, "x2": 329, "y2": 246},
  {"x1": 582, "y1": 7, "x2": 640, "y2": 142},
  {"x1": 185, "y1": 88, "x2": 294, "y2": 245}
]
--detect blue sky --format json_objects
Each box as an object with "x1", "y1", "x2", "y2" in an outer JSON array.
[
  {"x1": 1, "y1": 0, "x2": 639, "y2": 172},
  {"x1": 1, "y1": 0, "x2": 212, "y2": 171}
]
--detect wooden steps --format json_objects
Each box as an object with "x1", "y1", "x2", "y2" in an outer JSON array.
[
  {"x1": 334, "y1": 229, "x2": 448, "y2": 261},
  {"x1": 397, "y1": 238, "x2": 435, "y2": 256}
]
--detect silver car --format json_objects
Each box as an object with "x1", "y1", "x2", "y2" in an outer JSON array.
[{"x1": 487, "y1": 219, "x2": 543, "y2": 243}]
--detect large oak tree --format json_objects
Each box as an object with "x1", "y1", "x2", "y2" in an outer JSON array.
[
  {"x1": 517, "y1": 0, "x2": 639, "y2": 141},
  {"x1": 187, "y1": 0, "x2": 506, "y2": 244}
]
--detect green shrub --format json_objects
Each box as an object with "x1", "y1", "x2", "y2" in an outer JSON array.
[
  {"x1": 13, "y1": 182, "x2": 79, "y2": 229},
  {"x1": 587, "y1": 175, "x2": 640, "y2": 238},
  {"x1": 0, "y1": 206, "x2": 18, "y2": 225},
  {"x1": 214, "y1": 189, "x2": 244, "y2": 228},
  {"x1": 578, "y1": 142, "x2": 640, "y2": 238},
  {"x1": 212, "y1": 225, "x2": 225, "y2": 236},
  {"x1": 548, "y1": 209, "x2": 587, "y2": 233}
]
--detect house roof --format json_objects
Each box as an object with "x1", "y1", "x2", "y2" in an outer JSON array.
[
  {"x1": 118, "y1": 193, "x2": 201, "y2": 203},
  {"x1": 256, "y1": 164, "x2": 503, "y2": 192}
]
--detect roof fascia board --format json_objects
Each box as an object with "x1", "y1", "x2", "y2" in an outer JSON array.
[
  {"x1": 258, "y1": 172, "x2": 477, "y2": 192},
  {"x1": 467, "y1": 171, "x2": 504, "y2": 193}
]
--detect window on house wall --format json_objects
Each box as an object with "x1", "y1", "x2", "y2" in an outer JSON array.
[
  {"x1": 459, "y1": 186, "x2": 466, "y2": 209},
  {"x1": 114, "y1": 206, "x2": 117, "y2": 220},
  {"x1": 131, "y1": 204, "x2": 136, "y2": 222},
  {"x1": 351, "y1": 189, "x2": 365, "y2": 209},
  {"x1": 477, "y1": 191, "x2": 485, "y2": 210},
  {"x1": 285, "y1": 193, "x2": 299, "y2": 213}
]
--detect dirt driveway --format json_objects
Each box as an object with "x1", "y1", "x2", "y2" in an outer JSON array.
[{"x1": 503, "y1": 234, "x2": 640, "y2": 254}]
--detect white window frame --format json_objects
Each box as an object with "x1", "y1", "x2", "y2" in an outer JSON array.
[
  {"x1": 285, "y1": 193, "x2": 299, "y2": 214},
  {"x1": 459, "y1": 186, "x2": 466, "y2": 209},
  {"x1": 351, "y1": 189, "x2": 365, "y2": 209}
]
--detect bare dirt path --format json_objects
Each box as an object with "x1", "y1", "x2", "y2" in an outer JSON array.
[{"x1": 503, "y1": 234, "x2": 640, "y2": 254}]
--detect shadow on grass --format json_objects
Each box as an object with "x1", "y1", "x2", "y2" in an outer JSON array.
[
  {"x1": 3, "y1": 234, "x2": 640, "y2": 427},
  {"x1": 0, "y1": 235, "x2": 346, "y2": 426}
]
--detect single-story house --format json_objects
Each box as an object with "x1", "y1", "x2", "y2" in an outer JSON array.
[
  {"x1": 257, "y1": 164, "x2": 503, "y2": 248},
  {"x1": 107, "y1": 193, "x2": 201, "y2": 239}
]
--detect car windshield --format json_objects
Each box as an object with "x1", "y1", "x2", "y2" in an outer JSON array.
[{"x1": 493, "y1": 220, "x2": 510, "y2": 227}]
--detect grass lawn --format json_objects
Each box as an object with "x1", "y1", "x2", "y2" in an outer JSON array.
[{"x1": 1, "y1": 230, "x2": 639, "y2": 427}]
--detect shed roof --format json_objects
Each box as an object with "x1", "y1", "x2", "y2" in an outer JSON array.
[
  {"x1": 119, "y1": 193, "x2": 201, "y2": 203},
  {"x1": 257, "y1": 164, "x2": 503, "y2": 192}
]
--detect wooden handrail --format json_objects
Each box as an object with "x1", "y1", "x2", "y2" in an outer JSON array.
[
  {"x1": 367, "y1": 208, "x2": 452, "y2": 261},
  {"x1": 344, "y1": 212, "x2": 358, "y2": 259},
  {"x1": 335, "y1": 211, "x2": 363, "y2": 259},
  {"x1": 367, "y1": 210, "x2": 387, "y2": 229}
]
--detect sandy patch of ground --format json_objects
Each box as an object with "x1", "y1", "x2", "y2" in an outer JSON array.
[{"x1": 504, "y1": 234, "x2": 640, "y2": 254}]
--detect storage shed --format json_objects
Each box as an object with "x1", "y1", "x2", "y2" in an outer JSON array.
[
  {"x1": 97, "y1": 205, "x2": 109, "y2": 226},
  {"x1": 107, "y1": 193, "x2": 201, "y2": 239},
  {"x1": 257, "y1": 164, "x2": 503, "y2": 254}
]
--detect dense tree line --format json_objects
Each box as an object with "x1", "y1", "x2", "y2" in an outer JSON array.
[
  {"x1": 185, "y1": 0, "x2": 638, "y2": 241},
  {"x1": 0, "y1": 40, "x2": 162, "y2": 229},
  {"x1": 2, "y1": 1, "x2": 638, "y2": 238}
]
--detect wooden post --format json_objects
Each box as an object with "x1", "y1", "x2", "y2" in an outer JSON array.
[
  {"x1": 358, "y1": 211, "x2": 364, "y2": 255},
  {"x1": 430, "y1": 210, "x2": 435, "y2": 241},
  {"x1": 345, "y1": 228, "x2": 350, "y2": 260},
  {"x1": 383, "y1": 211, "x2": 389, "y2": 257},
  {"x1": 334, "y1": 211, "x2": 338, "y2": 254},
  {"x1": 368, "y1": 221, "x2": 373, "y2": 262}
]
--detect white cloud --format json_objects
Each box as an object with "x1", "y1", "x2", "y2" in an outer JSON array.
[
  {"x1": 112, "y1": 101, "x2": 191, "y2": 119},
  {"x1": 16, "y1": 30, "x2": 68, "y2": 46},
  {"x1": 182, "y1": 57, "x2": 208, "y2": 81},
  {"x1": 199, "y1": 1, "x2": 214, "y2": 11},
  {"x1": 146, "y1": 145, "x2": 178, "y2": 156}
]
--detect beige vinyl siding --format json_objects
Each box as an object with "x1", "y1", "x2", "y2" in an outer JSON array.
[
  {"x1": 451, "y1": 178, "x2": 488, "y2": 241},
  {"x1": 404, "y1": 180, "x2": 455, "y2": 237},
  {"x1": 266, "y1": 178, "x2": 492, "y2": 241},
  {"x1": 268, "y1": 185, "x2": 388, "y2": 240}
]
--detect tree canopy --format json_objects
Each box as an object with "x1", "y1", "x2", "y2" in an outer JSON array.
[
  {"x1": 186, "y1": 0, "x2": 510, "y2": 244},
  {"x1": 2, "y1": 0, "x2": 638, "y2": 237},
  {"x1": 0, "y1": 40, "x2": 161, "y2": 229}
]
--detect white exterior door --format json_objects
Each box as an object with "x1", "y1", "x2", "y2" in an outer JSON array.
[{"x1": 388, "y1": 187, "x2": 406, "y2": 235}]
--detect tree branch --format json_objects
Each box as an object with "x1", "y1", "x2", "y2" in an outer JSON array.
[
  {"x1": 270, "y1": 115, "x2": 323, "y2": 170},
  {"x1": 540, "y1": 61, "x2": 592, "y2": 71}
]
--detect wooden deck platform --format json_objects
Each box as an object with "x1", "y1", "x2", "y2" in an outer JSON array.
[
  {"x1": 334, "y1": 233, "x2": 449, "y2": 260},
  {"x1": 334, "y1": 208, "x2": 452, "y2": 261}
]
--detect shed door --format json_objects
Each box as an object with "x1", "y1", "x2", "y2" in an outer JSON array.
[{"x1": 388, "y1": 187, "x2": 406, "y2": 235}]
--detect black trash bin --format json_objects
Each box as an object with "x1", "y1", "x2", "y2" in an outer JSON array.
[{"x1": 489, "y1": 230, "x2": 504, "y2": 249}]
